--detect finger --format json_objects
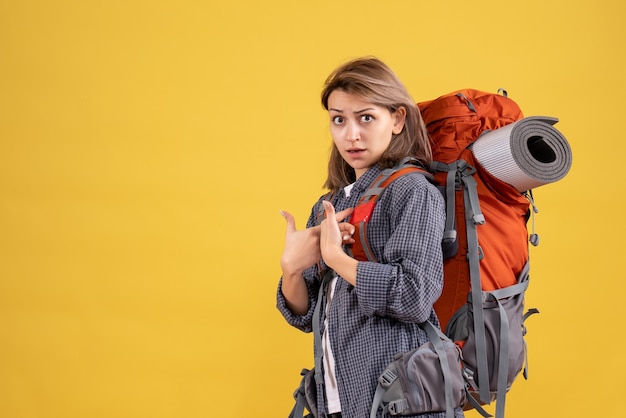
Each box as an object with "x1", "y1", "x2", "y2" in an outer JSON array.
[
  {"x1": 342, "y1": 236, "x2": 356, "y2": 244},
  {"x1": 338, "y1": 224, "x2": 354, "y2": 243},
  {"x1": 280, "y1": 210, "x2": 297, "y2": 234},
  {"x1": 339, "y1": 222, "x2": 355, "y2": 238},
  {"x1": 309, "y1": 224, "x2": 321, "y2": 236},
  {"x1": 335, "y1": 207, "x2": 354, "y2": 222}
]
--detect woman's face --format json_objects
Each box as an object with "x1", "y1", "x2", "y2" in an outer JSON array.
[{"x1": 327, "y1": 90, "x2": 405, "y2": 179}]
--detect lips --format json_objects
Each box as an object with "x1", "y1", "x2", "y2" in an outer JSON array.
[{"x1": 347, "y1": 148, "x2": 366, "y2": 154}]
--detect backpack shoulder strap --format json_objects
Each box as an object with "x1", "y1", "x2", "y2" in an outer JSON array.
[
  {"x1": 315, "y1": 191, "x2": 336, "y2": 226},
  {"x1": 350, "y1": 160, "x2": 431, "y2": 262}
]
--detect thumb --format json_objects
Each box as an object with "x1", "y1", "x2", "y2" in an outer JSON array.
[
  {"x1": 322, "y1": 200, "x2": 336, "y2": 220},
  {"x1": 280, "y1": 210, "x2": 297, "y2": 234}
]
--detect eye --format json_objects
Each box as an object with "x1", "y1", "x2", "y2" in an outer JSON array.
[
  {"x1": 332, "y1": 116, "x2": 344, "y2": 125},
  {"x1": 361, "y1": 114, "x2": 374, "y2": 123}
]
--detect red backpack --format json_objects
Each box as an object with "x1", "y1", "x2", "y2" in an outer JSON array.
[
  {"x1": 419, "y1": 89, "x2": 540, "y2": 417},
  {"x1": 357, "y1": 89, "x2": 547, "y2": 418},
  {"x1": 418, "y1": 89, "x2": 530, "y2": 332}
]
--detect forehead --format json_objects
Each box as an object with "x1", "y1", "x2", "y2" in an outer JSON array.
[{"x1": 327, "y1": 90, "x2": 382, "y2": 111}]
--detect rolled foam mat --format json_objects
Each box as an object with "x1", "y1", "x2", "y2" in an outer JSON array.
[{"x1": 471, "y1": 116, "x2": 573, "y2": 192}]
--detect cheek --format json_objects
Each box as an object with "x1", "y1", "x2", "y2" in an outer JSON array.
[
  {"x1": 329, "y1": 126, "x2": 343, "y2": 143},
  {"x1": 373, "y1": 126, "x2": 394, "y2": 144}
]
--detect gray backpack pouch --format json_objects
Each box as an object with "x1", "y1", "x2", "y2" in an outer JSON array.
[
  {"x1": 377, "y1": 339, "x2": 466, "y2": 415},
  {"x1": 447, "y1": 289, "x2": 526, "y2": 403}
]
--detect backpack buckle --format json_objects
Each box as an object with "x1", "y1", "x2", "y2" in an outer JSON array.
[
  {"x1": 388, "y1": 398, "x2": 409, "y2": 415},
  {"x1": 379, "y1": 369, "x2": 397, "y2": 388}
]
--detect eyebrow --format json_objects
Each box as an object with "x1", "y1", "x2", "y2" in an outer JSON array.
[{"x1": 328, "y1": 107, "x2": 376, "y2": 114}]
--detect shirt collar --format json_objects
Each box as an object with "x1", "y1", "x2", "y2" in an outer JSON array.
[{"x1": 351, "y1": 165, "x2": 384, "y2": 195}]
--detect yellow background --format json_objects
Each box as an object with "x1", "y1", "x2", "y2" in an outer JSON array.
[{"x1": 1, "y1": 0, "x2": 624, "y2": 417}]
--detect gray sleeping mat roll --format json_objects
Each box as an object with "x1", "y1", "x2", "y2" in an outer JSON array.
[{"x1": 471, "y1": 116, "x2": 573, "y2": 192}]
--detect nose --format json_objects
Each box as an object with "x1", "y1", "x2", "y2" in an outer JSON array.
[{"x1": 346, "y1": 121, "x2": 360, "y2": 142}]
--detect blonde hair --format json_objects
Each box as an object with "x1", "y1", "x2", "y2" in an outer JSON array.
[{"x1": 321, "y1": 57, "x2": 431, "y2": 191}]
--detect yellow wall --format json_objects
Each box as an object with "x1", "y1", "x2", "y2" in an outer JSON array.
[{"x1": 1, "y1": 1, "x2": 624, "y2": 417}]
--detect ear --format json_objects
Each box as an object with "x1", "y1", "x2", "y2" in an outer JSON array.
[{"x1": 392, "y1": 107, "x2": 406, "y2": 135}]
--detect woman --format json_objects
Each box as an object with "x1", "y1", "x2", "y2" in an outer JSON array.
[{"x1": 277, "y1": 57, "x2": 460, "y2": 418}]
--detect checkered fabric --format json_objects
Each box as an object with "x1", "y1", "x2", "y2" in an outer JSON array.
[{"x1": 277, "y1": 164, "x2": 464, "y2": 418}]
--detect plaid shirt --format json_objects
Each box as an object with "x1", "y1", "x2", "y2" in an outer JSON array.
[{"x1": 277, "y1": 165, "x2": 463, "y2": 418}]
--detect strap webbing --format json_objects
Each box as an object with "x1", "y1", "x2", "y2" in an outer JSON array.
[
  {"x1": 288, "y1": 394, "x2": 306, "y2": 418},
  {"x1": 488, "y1": 280, "x2": 529, "y2": 300},
  {"x1": 522, "y1": 308, "x2": 539, "y2": 379},
  {"x1": 460, "y1": 165, "x2": 485, "y2": 225},
  {"x1": 494, "y1": 298, "x2": 509, "y2": 418},
  {"x1": 362, "y1": 187, "x2": 385, "y2": 198},
  {"x1": 289, "y1": 369, "x2": 310, "y2": 418},
  {"x1": 462, "y1": 169, "x2": 491, "y2": 405},
  {"x1": 421, "y1": 321, "x2": 456, "y2": 418},
  {"x1": 465, "y1": 389, "x2": 493, "y2": 418},
  {"x1": 312, "y1": 272, "x2": 331, "y2": 386},
  {"x1": 369, "y1": 381, "x2": 388, "y2": 418},
  {"x1": 431, "y1": 161, "x2": 458, "y2": 245},
  {"x1": 357, "y1": 222, "x2": 376, "y2": 263}
]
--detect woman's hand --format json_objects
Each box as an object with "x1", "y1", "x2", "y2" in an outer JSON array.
[
  {"x1": 280, "y1": 207, "x2": 356, "y2": 276},
  {"x1": 280, "y1": 210, "x2": 322, "y2": 276},
  {"x1": 320, "y1": 201, "x2": 358, "y2": 285},
  {"x1": 279, "y1": 207, "x2": 355, "y2": 314}
]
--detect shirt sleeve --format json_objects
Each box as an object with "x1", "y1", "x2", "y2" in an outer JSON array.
[{"x1": 355, "y1": 173, "x2": 446, "y2": 323}]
